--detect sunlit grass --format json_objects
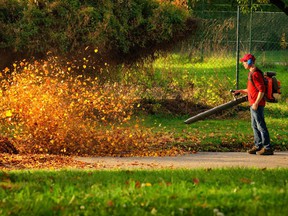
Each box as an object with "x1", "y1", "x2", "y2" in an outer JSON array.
[
  {"x1": 1, "y1": 169, "x2": 288, "y2": 216},
  {"x1": 154, "y1": 51, "x2": 288, "y2": 98},
  {"x1": 154, "y1": 53, "x2": 236, "y2": 71},
  {"x1": 137, "y1": 100, "x2": 288, "y2": 151}
]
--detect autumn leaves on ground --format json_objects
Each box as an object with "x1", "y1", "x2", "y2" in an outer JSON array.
[{"x1": 0, "y1": 57, "x2": 196, "y2": 169}]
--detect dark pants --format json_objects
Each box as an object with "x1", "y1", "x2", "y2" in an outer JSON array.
[{"x1": 250, "y1": 106, "x2": 272, "y2": 149}]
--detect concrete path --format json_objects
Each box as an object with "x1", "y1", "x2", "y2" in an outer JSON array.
[{"x1": 75, "y1": 151, "x2": 288, "y2": 169}]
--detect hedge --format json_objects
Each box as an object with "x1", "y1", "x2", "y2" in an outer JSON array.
[{"x1": 0, "y1": 0, "x2": 197, "y2": 66}]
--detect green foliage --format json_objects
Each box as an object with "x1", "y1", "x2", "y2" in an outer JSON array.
[{"x1": 0, "y1": 0, "x2": 193, "y2": 58}]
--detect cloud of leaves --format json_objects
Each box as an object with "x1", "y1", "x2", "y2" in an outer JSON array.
[{"x1": 0, "y1": 58, "x2": 184, "y2": 156}]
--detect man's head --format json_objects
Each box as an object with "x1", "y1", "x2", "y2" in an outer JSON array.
[{"x1": 240, "y1": 53, "x2": 256, "y2": 69}]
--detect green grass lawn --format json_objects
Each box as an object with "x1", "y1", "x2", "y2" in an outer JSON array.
[
  {"x1": 137, "y1": 101, "x2": 288, "y2": 151},
  {"x1": 1, "y1": 169, "x2": 288, "y2": 216},
  {"x1": 154, "y1": 52, "x2": 288, "y2": 97}
]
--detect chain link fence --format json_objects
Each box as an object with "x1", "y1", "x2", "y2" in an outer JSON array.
[
  {"x1": 190, "y1": 9, "x2": 288, "y2": 62},
  {"x1": 180, "y1": 3, "x2": 288, "y2": 97},
  {"x1": 238, "y1": 11, "x2": 288, "y2": 63},
  {"x1": 189, "y1": 3, "x2": 288, "y2": 61}
]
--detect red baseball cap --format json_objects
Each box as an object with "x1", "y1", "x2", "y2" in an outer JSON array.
[{"x1": 240, "y1": 53, "x2": 256, "y2": 62}]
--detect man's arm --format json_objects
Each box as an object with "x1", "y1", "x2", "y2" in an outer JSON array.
[
  {"x1": 234, "y1": 89, "x2": 248, "y2": 95},
  {"x1": 252, "y1": 92, "x2": 265, "y2": 110}
]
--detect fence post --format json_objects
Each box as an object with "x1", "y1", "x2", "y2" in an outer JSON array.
[
  {"x1": 249, "y1": 0, "x2": 253, "y2": 52},
  {"x1": 236, "y1": 6, "x2": 240, "y2": 89}
]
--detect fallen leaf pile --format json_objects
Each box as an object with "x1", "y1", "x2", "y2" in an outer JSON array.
[{"x1": 0, "y1": 153, "x2": 102, "y2": 170}]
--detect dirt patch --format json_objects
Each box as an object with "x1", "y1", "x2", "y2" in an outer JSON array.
[
  {"x1": 136, "y1": 98, "x2": 210, "y2": 116},
  {"x1": 136, "y1": 98, "x2": 247, "y2": 117},
  {"x1": 0, "y1": 137, "x2": 18, "y2": 154}
]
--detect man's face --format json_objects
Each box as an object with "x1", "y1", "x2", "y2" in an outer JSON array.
[{"x1": 242, "y1": 61, "x2": 249, "y2": 69}]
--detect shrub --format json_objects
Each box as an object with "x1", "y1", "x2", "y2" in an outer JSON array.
[{"x1": 0, "y1": 0, "x2": 196, "y2": 65}]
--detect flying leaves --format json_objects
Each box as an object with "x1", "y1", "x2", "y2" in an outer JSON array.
[{"x1": 0, "y1": 58, "x2": 185, "y2": 157}]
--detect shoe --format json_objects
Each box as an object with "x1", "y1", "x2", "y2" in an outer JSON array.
[
  {"x1": 257, "y1": 148, "x2": 274, "y2": 155},
  {"x1": 247, "y1": 146, "x2": 262, "y2": 154}
]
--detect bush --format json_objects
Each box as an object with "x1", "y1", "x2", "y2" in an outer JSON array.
[{"x1": 0, "y1": 0, "x2": 196, "y2": 66}]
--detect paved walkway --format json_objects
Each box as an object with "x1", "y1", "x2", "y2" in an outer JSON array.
[{"x1": 75, "y1": 151, "x2": 288, "y2": 169}]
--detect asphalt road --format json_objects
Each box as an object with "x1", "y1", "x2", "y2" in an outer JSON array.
[{"x1": 75, "y1": 151, "x2": 288, "y2": 169}]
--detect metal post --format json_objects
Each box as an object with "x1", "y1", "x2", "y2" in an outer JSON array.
[
  {"x1": 249, "y1": 0, "x2": 253, "y2": 52},
  {"x1": 200, "y1": 0, "x2": 204, "y2": 62},
  {"x1": 236, "y1": 6, "x2": 240, "y2": 89}
]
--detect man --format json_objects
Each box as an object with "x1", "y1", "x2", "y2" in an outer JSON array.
[{"x1": 234, "y1": 53, "x2": 273, "y2": 155}]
